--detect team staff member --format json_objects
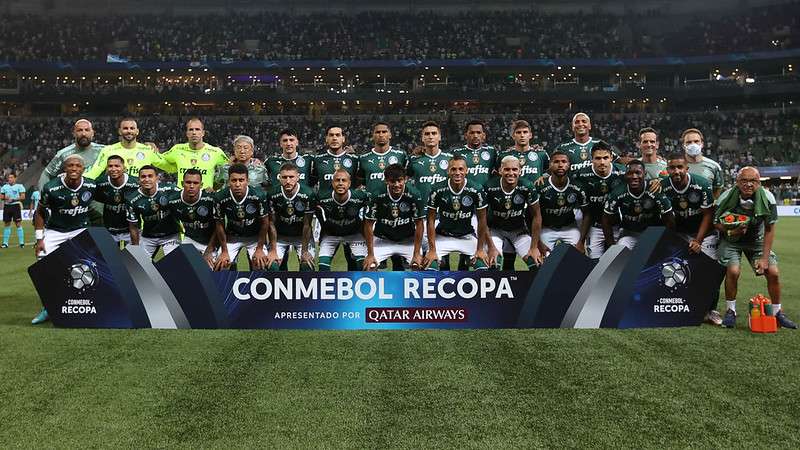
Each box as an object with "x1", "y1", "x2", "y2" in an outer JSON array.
[{"x1": 216, "y1": 135, "x2": 268, "y2": 189}]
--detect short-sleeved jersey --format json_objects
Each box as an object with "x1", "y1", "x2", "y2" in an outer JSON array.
[
  {"x1": 407, "y1": 150, "x2": 453, "y2": 203},
  {"x1": 365, "y1": 185, "x2": 426, "y2": 242},
  {"x1": 688, "y1": 157, "x2": 724, "y2": 194},
  {"x1": 86, "y1": 142, "x2": 172, "y2": 179},
  {"x1": 167, "y1": 191, "x2": 217, "y2": 245},
  {"x1": 316, "y1": 189, "x2": 370, "y2": 237},
  {"x1": 40, "y1": 176, "x2": 97, "y2": 232},
  {"x1": 553, "y1": 138, "x2": 601, "y2": 171},
  {"x1": 312, "y1": 151, "x2": 359, "y2": 198},
  {"x1": 42, "y1": 143, "x2": 105, "y2": 186},
  {"x1": 495, "y1": 148, "x2": 549, "y2": 184},
  {"x1": 125, "y1": 183, "x2": 181, "y2": 238},
  {"x1": 1, "y1": 183, "x2": 26, "y2": 205},
  {"x1": 268, "y1": 184, "x2": 316, "y2": 238},
  {"x1": 572, "y1": 165, "x2": 625, "y2": 227},
  {"x1": 214, "y1": 186, "x2": 269, "y2": 238},
  {"x1": 644, "y1": 158, "x2": 668, "y2": 180},
  {"x1": 714, "y1": 187, "x2": 778, "y2": 244},
  {"x1": 537, "y1": 178, "x2": 589, "y2": 229},
  {"x1": 266, "y1": 153, "x2": 312, "y2": 188},
  {"x1": 161, "y1": 142, "x2": 229, "y2": 189},
  {"x1": 217, "y1": 159, "x2": 269, "y2": 189},
  {"x1": 358, "y1": 147, "x2": 408, "y2": 196},
  {"x1": 451, "y1": 144, "x2": 496, "y2": 188},
  {"x1": 30, "y1": 190, "x2": 41, "y2": 209},
  {"x1": 604, "y1": 187, "x2": 673, "y2": 233},
  {"x1": 661, "y1": 174, "x2": 714, "y2": 235},
  {"x1": 93, "y1": 174, "x2": 139, "y2": 234},
  {"x1": 428, "y1": 181, "x2": 487, "y2": 238},
  {"x1": 484, "y1": 178, "x2": 539, "y2": 232}
]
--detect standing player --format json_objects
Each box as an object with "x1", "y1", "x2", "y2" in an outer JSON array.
[
  {"x1": 86, "y1": 117, "x2": 171, "y2": 179},
  {"x1": 161, "y1": 117, "x2": 229, "y2": 189},
  {"x1": 213, "y1": 164, "x2": 271, "y2": 271},
  {"x1": 407, "y1": 121, "x2": 452, "y2": 205},
  {"x1": 167, "y1": 168, "x2": 218, "y2": 268},
  {"x1": 266, "y1": 129, "x2": 312, "y2": 188},
  {"x1": 602, "y1": 161, "x2": 675, "y2": 250},
  {"x1": 266, "y1": 163, "x2": 316, "y2": 271},
  {"x1": 1, "y1": 173, "x2": 26, "y2": 248},
  {"x1": 358, "y1": 122, "x2": 408, "y2": 196},
  {"x1": 363, "y1": 164, "x2": 425, "y2": 271},
  {"x1": 484, "y1": 156, "x2": 542, "y2": 270},
  {"x1": 38, "y1": 119, "x2": 104, "y2": 190},
  {"x1": 425, "y1": 155, "x2": 489, "y2": 271},
  {"x1": 126, "y1": 165, "x2": 181, "y2": 258},
  {"x1": 311, "y1": 125, "x2": 359, "y2": 198},
  {"x1": 315, "y1": 169, "x2": 370, "y2": 271},
  {"x1": 32, "y1": 155, "x2": 97, "y2": 324},
  {"x1": 497, "y1": 120, "x2": 549, "y2": 184},
  {"x1": 553, "y1": 113, "x2": 601, "y2": 171},
  {"x1": 537, "y1": 151, "x2": 590, "y2": 255},
  {"x1": 572, "y1": 141, "x2": 625, "y2": 259},
  {"x1": 639, "y1": 127, "x2": 667, "y2": 180},
  {"x1": 451, "y1": 119, "x2": 496, "y2": 188},
  {"x1": 216, "y1": 135, "x2": 268, "y2": 189},
  {"x1": 92, "y1": 155, "x2": 139, "y2": 246},
  {"x1": 661, "y1": 152, "x2": 721, "y2": 325}
]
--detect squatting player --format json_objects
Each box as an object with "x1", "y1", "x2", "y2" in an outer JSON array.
[
  {"x1": 126, "y1": 165, "x2": 181, "y2": 258},
  {"x1": 425, "y1": 155, "x2": 489, "y2": 270},
  {"x1": 537, "y1": 151, "x2": 590, "y2": 255},
  {"x1": 92, "y1": 155, "x2": 139, "y2": 245},
  {"x1": 214, "y1": 164, "x2": 271, "y2": 271},
  {"x1": 315, "y1": 169, "x2": 370, "y2": 271},
  {"x1": 167, "y1": 168, "x2": 218, "y2": 269},
  {"x1": 362, "y1": 164, "x2": 425, "y2": 271},
  {"x1": 266, "y1": 163, "x2": 316, "y2": 271},
  {"x1": 32, "y1": 154, "x2": 97, "y2": 324},
  {"x1": 484, "y1": 156, "x2": 542, "y2": 270}
]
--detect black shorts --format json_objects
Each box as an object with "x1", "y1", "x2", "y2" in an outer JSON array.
[{"x1": 2, "y1": 203, "x2": 21, "y2": 222}]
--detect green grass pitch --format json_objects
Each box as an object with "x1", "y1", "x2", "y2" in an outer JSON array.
[{"x1": 1, "y1": 221, "x2": 798, "y2": 447}]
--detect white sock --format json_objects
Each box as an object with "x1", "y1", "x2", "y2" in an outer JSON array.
[
  {"x1": 726, "y1": 300, "x2": 736, "y2": 313},
  {"x1": 773, "y1": 303, "x2": 781, "y2": 314}
]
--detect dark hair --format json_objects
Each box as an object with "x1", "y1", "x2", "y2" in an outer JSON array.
[
  {"x1": 591, "y1": 140, "x2": 613, "y2": 155},
  {"x1": 279, "y1": 162, "x2": 299, "y2": 173},
  {"x1": 666, "y1": 152, "x2": 687, "y2": 162},
  {"x1": 384, "y1": 164, "x2": 406, "y2": 180},
  {"x1": 450, "y1": 154, "x2": 468, "y2": 164},
  {"x1": 550, "y1": 149, "x2": 569, "y2": 160},
  {"x1": 420, "y1": 121, "x2": 439, "y2": 133},
  {"x1": 639, "y1": 127, "x2": 658, "y2": 138},
  {"x1": 186, "y1": 117, "x2": 204, "y2": 129},
  {"x1": 464, "y1": 119, "x2": 486, "y2": 133},
  {"x1": 279, "y1": 128, "x2": 298, "y2": 139},
  {"x1": 372, "y1": 122, "x2": 391, "y2": 132},
  {"x1": 118, "y1": 117, "x2": 137, "y2": 128},
  {"x1": 107, "y1": 155, "x2": 125, "y2": 164},
  {"x1": 511, "y1": 120, "x2": 531, "y2": 132},
  {"x1": 325, "y1": 124, "x2": 345, "y2": 136},
  {"x1": 228, "y1": 163, "x2": 249, "y2": 177},
  {"x1": 138, "y1": 164, "x2": 157, "y2": 175},
  {"x1": 626, "y1": 159, "x2": 646, "y2": 171},
  {"x1": 183, "y1": 168, "x2": 203, "y2": 180}
]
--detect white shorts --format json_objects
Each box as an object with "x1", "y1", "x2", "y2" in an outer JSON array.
[
  {"x1": 275, "y1": 235, "x2": 316, "y2": 260},
  {"x1": 313, "y1": 220, "x2": 321, "y2": 244},
  {"x1": 541, "y1": 227, "x2": 580, "y2": 251},
  {"x1": 140, "y1": 235, "x2": 180, "y2": 257},
  {"x1": 319, "y1": 233, "x2": 367, "y2": 258},
  {"x1": 434, "y1": 234, "x2": 478, "y2": 259},
  {"x1": 586, "y1": 225, "x2": 620, "y2": 260},
  {"x1": 617, "y1": 231, "x2": 641, "y2": 250},
  {"x1": 183, "y1": 236, "x2": 218, "y2": 257},
  {"x1": 226, "y1": 236, "x2": 266, "y2": 261},
  {"x1": 110, "y1": 232, "x2": 131, "y2": 245},
  {"x1": 41, "y1": 228, "x2": 85, "y2": 256},
  {"x1": 678, "y1": 232, "x2": 718, "y2": 260},
  {"x1": 490, "y1": 229, "x2": 531, "y2": 258},
  {"x1": 373, "y1": 236, "x2": 416, "y2": 264}
]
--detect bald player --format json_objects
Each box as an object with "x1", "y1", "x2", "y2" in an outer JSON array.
[
  {"x1": 552, "y1": 113, "x2": 601, "y2": 172},
  {"x1": 39, "y1": 119, "x2": 105, "y2": 190}
]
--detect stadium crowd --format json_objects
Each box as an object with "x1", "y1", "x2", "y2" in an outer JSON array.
[{"x1": 1, "y1": 3, "x2": 798, "y2": 62}]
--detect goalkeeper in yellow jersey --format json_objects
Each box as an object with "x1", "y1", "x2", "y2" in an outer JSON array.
[
  {"x1": 85, "y1": 117, "x2": 172, "y2": 179},
  {"x1": 161, "y1": 117, "x2": 229, "y2": 190}
]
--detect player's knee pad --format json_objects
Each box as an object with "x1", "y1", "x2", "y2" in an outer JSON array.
[
  {"x1": 268, "y1": 261, "x2": 280, "y2": 272},
  {"x1": 427, "y1": 259, "x2": 440, "y2": 271},
  {"x1": 472, "y1": 258, "x2": 488, "y2": 270},
  {"x1": 522, "y1": 255, "x2": 537, "y2": 271},
  {"x1": 493, "y1": 255, "x2": 504, "y2": 270}
]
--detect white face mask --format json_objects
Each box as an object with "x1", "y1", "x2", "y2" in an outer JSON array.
[{"x1": 685, "y1": 142, "x2": 703, "y2": 156}]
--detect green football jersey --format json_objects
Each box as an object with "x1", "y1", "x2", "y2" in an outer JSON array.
[
  {"x1": 643, "y1": 158, "x2": 668, "y2": 180},
  {"x1": 268, "y1": 184, "x2": 316, "y2": 237},
  {"x1": 316, "y1": 189, "x2": 370, "y2": 237},
  {"x1": 714, "y1": 187, "x2": 778, "y2": 244},
  {"x1": 40, "y1": 176, "x2": 97, "y2": 232},
  {"x1": 167, "y1": 191, "x2": 217, "y2": 244},
  {"x1": 687, "y1": 157, "x2": 724, "y2": 193},
  {"x1": 537, "y1": 178, "x2": 589, "y2": 229},
  {"x1": 495, "y1": 148, "x2": 549, "y2": 184},
  {"x1": 125, "y1": 183, "x2": 181, "y2": 238},
  {"x1": 217, "y1": 158, "x2": 269, "y2": 189},
  {"x1": 428, "y1": 180, "x2": 487, "y2": 238},
  {"x1": 41, "y1": 142, "x2": 105, "y2": 189},
  {"x1": 572, "y1": 166, "x2": 625, "y2": 227},
  {"x1": 161, "y1": 142, "x2": 229, "y2": 189},
  {"x1": 451, "y1": 144, "x2": 496, "y2": 188},
  {"x1": 358, "y1": 147, "x2": 408, "y2": 196},
  {"x1": 85, "y1": 142, "x2": 172, "y2": 179},
  {"x1": 660, "y1": 173, "x2": 714, "y2": 235},
  {"x1": 365, "y1": 185, "x2": 426, "y2": 242},
  {"x1": 484, "y1": 178, "x2": 539, "y2": 232},
  {"x1": 604, "y1": 187, "x2": 672, "y2": 232},
  {"x1": 311, "y1": 151, "x2": 359, "y2": 198},
  {"x1": 553, "y1": 138, "x2": 600, "y2": 171},
  {"x1": 266, "y1": 153, "x2": 312, "y2": 188},
  {"x1": 93, "y1": 174, "x2": 139, "y2": 234},
  {"x1": 214, "y1": 186, "x2": 269, "y2": 238},
  {"x1": 407, "y1": 150, "x2": 453, "y2": 203}
]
